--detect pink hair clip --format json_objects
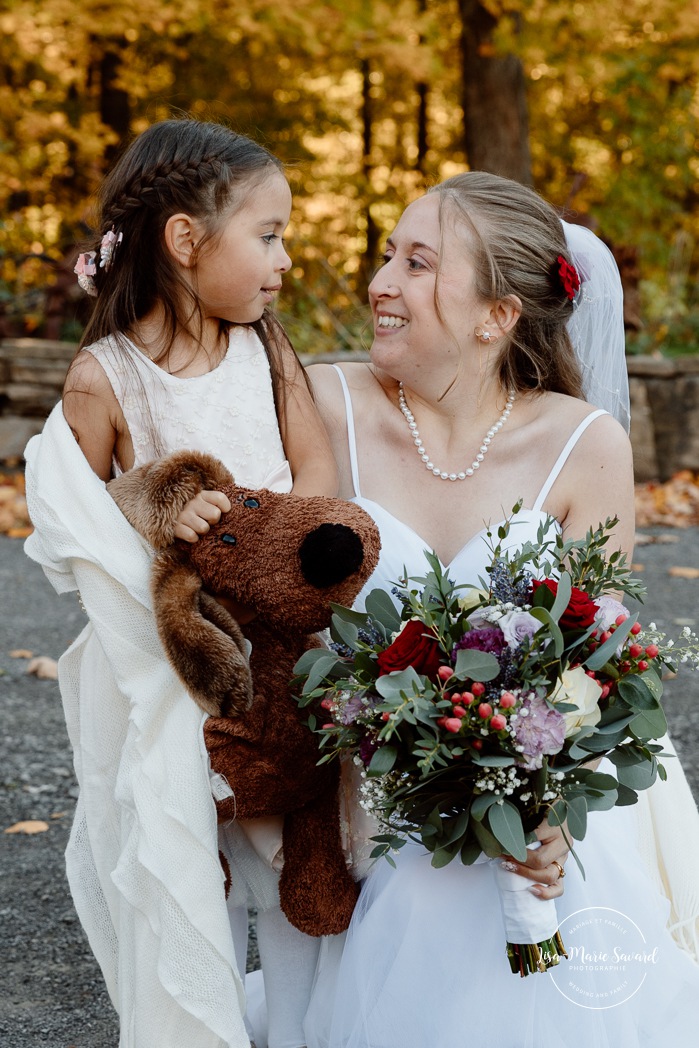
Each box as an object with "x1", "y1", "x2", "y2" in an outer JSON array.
[
  {"x1": 99, "y1": 228, "x2": 123, "y2": 271},
  {"x1": 74, "y1": 252, "x2": 98, "y2": 297}
]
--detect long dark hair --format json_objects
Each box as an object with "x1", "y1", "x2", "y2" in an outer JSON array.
[{"x1": 71, "y1": 118, "x2": 293, "y2": 434}]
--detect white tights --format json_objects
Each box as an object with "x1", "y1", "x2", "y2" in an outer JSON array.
[{"x1": 230, "y1": 901, "x2": 320, "y2": 1048}]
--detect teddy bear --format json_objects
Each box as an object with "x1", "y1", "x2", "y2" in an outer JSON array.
[{"x1": 108, "y1": 450, "x2": 381, "y2": 937}]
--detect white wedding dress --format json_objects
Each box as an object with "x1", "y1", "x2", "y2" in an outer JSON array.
[{"x1": 302, "y1": 368, "x2": 699, "y2": 1048}]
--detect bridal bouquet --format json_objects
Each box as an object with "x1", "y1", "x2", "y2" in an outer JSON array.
[{"x1": 293, "y1": 506, "x2": 699, "y2": 976}]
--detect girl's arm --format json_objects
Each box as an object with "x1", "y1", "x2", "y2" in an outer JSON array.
[
  {"x1": 62, "y1": 352, "x2": 121, "y2": 482},
  {"x1": 277, "y1": 344, "x2": 338, "y2": 498}
]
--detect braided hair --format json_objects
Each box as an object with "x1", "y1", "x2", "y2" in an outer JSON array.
[{"x1": 73, "y1": 117, "x2": 294, "y2": 442}]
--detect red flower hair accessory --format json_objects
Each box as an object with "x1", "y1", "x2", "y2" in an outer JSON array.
[{"x1": 556, "y1": 255, "x2": 581, "y2": 302}]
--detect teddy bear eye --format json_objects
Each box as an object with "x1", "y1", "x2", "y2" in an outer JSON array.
[
  {"x1": 221, "y1": 534, "x2": 237, "y2": 545},
  {"x1": 243, "y1": 498, "x2": 260, "y2": 509}
]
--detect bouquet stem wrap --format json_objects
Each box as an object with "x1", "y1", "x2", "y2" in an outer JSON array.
[{"x1": 492, "y1": 843, "x2": 566, "y2": 977}]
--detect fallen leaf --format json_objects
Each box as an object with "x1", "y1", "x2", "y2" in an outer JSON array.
[
  {"x1": 9, "y1": 649, "x2": 34, "y2": 659},
  {"x1": 26, "y1": 656, "x2": 58, "y2": 679},
  {"x1": 4, "y1": 820, "x2": 50, "y2": 834},
  {"x1": 631, "y1": 563, "x2": 644, "y2": 572},
  {"x1": 635, "y1": 472, "x2": 699, "y2": 527},
  {"x1": 634, "y1": 532, "x2": 679, "y2": 545},
  {"x1": 0, "y1": 473, "x2": 32, "y2": 537},
  {"x1": 50, "y1": 812, "x2": 67, "y2": 820},
  {"x1": 668, "y1": 566, "x2": 699, "y2": 579}
]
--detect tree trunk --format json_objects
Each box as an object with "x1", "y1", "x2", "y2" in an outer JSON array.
[
  {"x1": 99, "y1": 40, "x2": 130, "y2": 161},
  {"x1": 456, "y1": 0, "x2": 532, "y2": 185},
  {"x1": 357, "y1": 58, "x2": 380, "y2": 298}
]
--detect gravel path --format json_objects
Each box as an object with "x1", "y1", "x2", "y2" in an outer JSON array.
[{"x1": 1, "y1": 528, "x2": 698, "y2": 1047}]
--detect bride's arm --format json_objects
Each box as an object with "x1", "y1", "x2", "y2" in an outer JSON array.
[{"x1": 504, "y1": 410, "x2": 636, "y2": 898}]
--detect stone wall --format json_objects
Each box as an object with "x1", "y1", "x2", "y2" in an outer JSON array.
[{"x1": 1, "y1": 337, "x2": 698, "y2": 481}]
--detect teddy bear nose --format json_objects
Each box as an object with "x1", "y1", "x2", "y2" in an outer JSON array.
[{"x1": 299, "y1": 523, "x2": 364, "y2": 588}]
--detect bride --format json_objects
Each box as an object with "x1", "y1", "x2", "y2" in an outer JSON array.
[{"x1": 298, "y1": 172, "x2": 699, "y2": 1047}]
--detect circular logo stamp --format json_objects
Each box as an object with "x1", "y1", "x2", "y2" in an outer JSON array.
[{"x1": 550, "y1": 906, "x2": 660, "y2": 1009}]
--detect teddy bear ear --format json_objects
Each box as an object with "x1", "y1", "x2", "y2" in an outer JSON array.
[
  {"x1": 298, "y1": 523, "x2": 365, "y2": 588},
  {"x1": 108, "y1": 450, "x2": 234, "y2": 547}
]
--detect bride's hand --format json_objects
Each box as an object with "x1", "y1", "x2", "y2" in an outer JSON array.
[{"x1": 500, "y1": 820, "x2": 570, "y2": 900}]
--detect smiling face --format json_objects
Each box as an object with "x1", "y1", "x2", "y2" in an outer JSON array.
[
  {"x1": 368, "y1": 194, "x2": 491, "y2": 385},
  {"x1": 193, "y1": 170, "x2": 292, "y2": 324}
]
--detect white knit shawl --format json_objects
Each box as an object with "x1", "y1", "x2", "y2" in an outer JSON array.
[{"x1": 24, "y1": 403, "x2": 250, "y2": 1048}]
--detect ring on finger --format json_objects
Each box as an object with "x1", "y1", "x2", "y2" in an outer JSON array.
[{"x1": 551, "y1": 859, "x2": 565, "y2": 880}]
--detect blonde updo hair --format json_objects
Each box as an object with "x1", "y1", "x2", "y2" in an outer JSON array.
[{"x1": 429, "y1": 172, "x2": 584, "y2": 398}]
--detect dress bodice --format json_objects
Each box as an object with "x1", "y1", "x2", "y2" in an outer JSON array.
[
  {"x1": 331, "y1": 365, "x2": 607, "y2": 609},
  {"x1": 85, "y1": 327, "x2": 292, "y2": 491}
]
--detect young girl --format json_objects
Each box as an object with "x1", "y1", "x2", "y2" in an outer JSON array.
[{"x1": 26, "y1": 117, "x2": 337, "y2": 1048}]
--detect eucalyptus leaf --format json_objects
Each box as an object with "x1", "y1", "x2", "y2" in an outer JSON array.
[
  {"x1": 330, "y1": 616, "x2": 360, "y2": 651},
  {"x1": 584, "y1": 615, "x2": 637, "y2": 670},
  {"x1": 453, "y1": 647, "x2": 501, "y2": 682},
  {"x1": 487, "y1": 800, "x2": 528, "y2": 862},
  {"x1": 329, "y1": 602, "x2": 371, "y2": 627},
  {"x1": 617, "y1": 674, "x2": 659, "y2": 711},
  {"x1": 364, "y1": 588, "x2": 402, "y2": 631},
  {"x1": 375, "y1": 666, "x2": 422, "y2": 699},
  {"x1": 293, "y1": 647, "x2": 339, "y2": 676},
  {"x1": 615, "y1": 759, "x2": 658, "y2": 791},
  {"x1": 367, "y1": 744, "x2": 398, "y2": 777},
  {"x1": 566, "y1": 794, "x2": 588, "y2": 840},
  {"x1": 471, "y1": 792, "x2": 498, "y2": 822},
  {"x1": 301, "y1": 654, "x2": 343, "y2": 695},
  {"x1": 629, "y1": 705, "x2": 668, "y2": 741}
]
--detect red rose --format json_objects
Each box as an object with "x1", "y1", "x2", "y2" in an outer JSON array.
[
  {"x1": 377, "y1": 619, "x2": 443, "y2": 679},
  {"x1": 531, "y1": 579, "x2": 597, "y2": 631}
]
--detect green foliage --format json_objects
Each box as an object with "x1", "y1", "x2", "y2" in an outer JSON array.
[{"x1": 2, "y1": 0, "x2": 698, "y2": 345}]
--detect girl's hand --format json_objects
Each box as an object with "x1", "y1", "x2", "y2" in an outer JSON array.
[
  {"x1": 500, "y1": 820, "x2": 570, "y2": 900},
  {"x1": 174, "y1": 490, "x2": 231, "y2": 543}
]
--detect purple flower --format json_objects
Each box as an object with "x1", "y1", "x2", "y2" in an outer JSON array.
[
  {"x1": 512, "y1": 693, "x2": 566, "y2": 771},
  {"x1": 359, "y1": 735, "x2": 379, "y2": 767},
  {"x1": 453, "y1": 627, "x2": 507, "y2": 659},
  {"x1": 338, "y1": 692, "x2": 370, "y2": 725},
  {"x1": 498, "y1": 610, "x2": 541, "y2": 649}
]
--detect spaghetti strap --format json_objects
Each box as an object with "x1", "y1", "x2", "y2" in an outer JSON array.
[
  {"x1": 332, "y1": 364, "x2": 362, "y2": 498},
  {"x1": 532, "y1": 409, "x2": 608, "y2": 512}
]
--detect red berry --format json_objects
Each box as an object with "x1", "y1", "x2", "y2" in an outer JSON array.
[
  {"x1": 437, "y1": 665, "x2": 454, "y2": 682},
  {"x1": 644, "y1": 644, "x2": 659, "y2": 659},
  {"x1": 637, "y1": 660, "x2": 649, "y2": 672},
  {"x1": 322, "y1": 723, "x2": 335, "y2": 730},
  {"x1": 499, "y1": 692, "x2": 516, "y2": 709},
  {"x1": 478, "y1": 702, "x2": 493, "y2": 719},
  {"x1": 436, "y1": 716, "x2": 448, "y2": 728},
  {"x1": 471, "y1": 739, "x2": 483, "y2": 750},
  {"x1": 600, "y1": 685, "x2": 610, "y2": 700},
  {"x1": 630, "y1": 622, "x2": 642, "y2": 636},
  {"x1": 615, "y1": 614, "x2": 628, "y2": 626},
  {"x1": 590, "y1": 629, "x2": 599, "y2": 638},
  {"x1": 320, "y1": 697, "x2": 334, "y2": 710},
  {"x1": 450, "y1": 692, "x2": 462, "y2": 704},
  {"x1": 585, "y1": 670, "x2": 597, "y2": 679},
  {"x1": 472, "y1": 682, "x2": 486, "y2": 697},
  {"x1": 444, "y1": 717, "x2": 462, "y2": 733},
  {"x1": 600, "y1": 631, "x2": 612, "y2": 643},
  {"x1": 588, "y1": 641, "x2": 598, "y2": 652},
  {"x1": 461, "y1": 691, "x2": 475, "y2": 705},
  {"x1": 452, "y1": 705, "x2": 467, "y2": 718},
  {"x1": 620, "y1": 661, "x2": 632, "y2": 674},
  {"x1": 490, "y1": 713, "x2": 507, "y2": 731},
  {"x1": 381, "y1": 712, "x2": 390, "y2": 722},
  {"x1": 628, "y1": 643, "x2": 643, "y2": 658}
]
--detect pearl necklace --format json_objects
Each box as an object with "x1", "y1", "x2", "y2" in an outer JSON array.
[{"x1": 398, "y1": 382, "x2": 516, "y2": 481}]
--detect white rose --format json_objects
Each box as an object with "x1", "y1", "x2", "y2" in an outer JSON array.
[{"x1": 550, "y1": 666, "x2": 603, "y2": 736}]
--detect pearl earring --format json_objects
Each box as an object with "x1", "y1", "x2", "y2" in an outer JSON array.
[{"x1": 474, "y1": 325, "x2": 499, "y2": 345}]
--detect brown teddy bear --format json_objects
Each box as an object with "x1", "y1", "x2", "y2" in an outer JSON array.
[{"x1": 108, "y1": 450, "x2": 380, "y2": 937}]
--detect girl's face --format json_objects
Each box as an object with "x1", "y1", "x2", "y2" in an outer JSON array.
[
  {"x1": 194, "y1": 170, "x2": 292, "y2": 324},
  {"x1": 368, "y1": 193, "x2": 489, "y2": 385}
]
